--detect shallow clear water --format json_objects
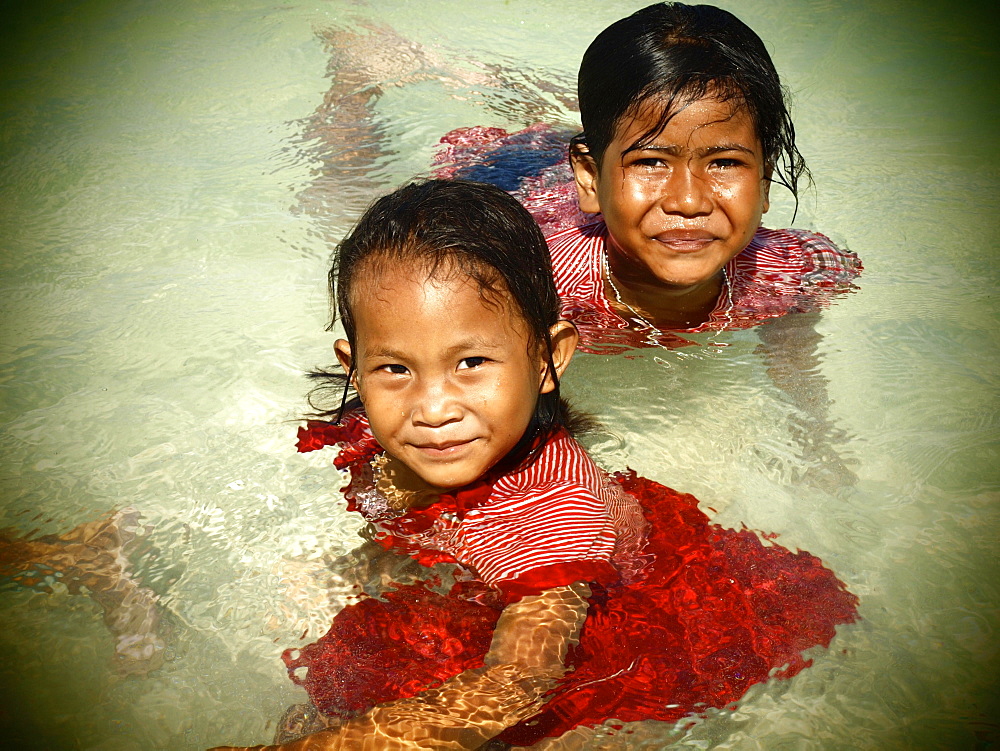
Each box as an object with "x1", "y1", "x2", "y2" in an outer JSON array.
[{"x1": 0, "y1": 0, "x2": 997, "y2": 749}]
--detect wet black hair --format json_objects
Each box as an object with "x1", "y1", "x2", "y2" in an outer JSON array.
[
  {"x1": 577, "y1": 2, "x2": 809, "y2": 203},
  {"x1": 307, "y1": 179, "x2": 591, "y2": 468}
]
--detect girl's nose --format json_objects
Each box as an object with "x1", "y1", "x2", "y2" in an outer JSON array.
[
  {"x1": 658, "y1": 165, "x2": 712, "y2": 216},
  {"x1": 411, "y1": 378, "x2": 463, "y2": 427}
]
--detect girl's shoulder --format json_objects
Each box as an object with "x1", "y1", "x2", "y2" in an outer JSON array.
[
  {"x1": 746, "y1": 227, "x2": 862, "y2": 286},
  {"x1": 462, "y1": 431, "x2": 647, "y2": 598},
  {"x1": 485, "y1": 431, "x2": 648, "y2": 555},
  {"x1": 545, "y1": 217, "x2": 608, "y2": 248},
  {"x1": 493, "y1": 429, "x2": 606, "y2": 498},
  {"x1": 546, "y1": 219, "x2": 608, "y2": 298}
]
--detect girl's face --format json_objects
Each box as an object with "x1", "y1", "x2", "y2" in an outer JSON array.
[
  {"x1": 335, "y1": 261, "x2": 576, "y2": 491},
  {"x1": 573, "y1": 96, "x2": 770, "y2": 290}
]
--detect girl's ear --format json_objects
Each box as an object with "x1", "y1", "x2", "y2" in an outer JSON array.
[
  {"x1": 334, "y1": 339, "x2": 355, "y2": 384},
  {"x1": 540, "y1": 320, "x2": 579, "y2": 394},
  {"x1": 570, "y1": 141, "x2": 602, "y2": 214}
]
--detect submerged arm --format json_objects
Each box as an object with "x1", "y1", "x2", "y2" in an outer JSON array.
[
  {"x1": 211, "y1": 582, "x2": 591, "y2": 750},
  {"x1": 756, "y1": 311, "x2": 857, "y2": 490}
]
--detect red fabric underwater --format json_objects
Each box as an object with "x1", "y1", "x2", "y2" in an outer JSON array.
[
  {"x1": 282, "y1": 583, "x2": 501, "y2": 718},
  {"x1": 497, "y1": 472, "x2": 858, "y2": 744},
  {"x1": 286, "y1": 423, "x2": 858, "y2": 743}
]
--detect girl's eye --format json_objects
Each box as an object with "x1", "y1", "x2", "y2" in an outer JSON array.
[
  {"x1": 457, "y1": 356, "x2": 488, "y2": 370},
  {"x1": 711, "y1": 157, "x2": 746, "y2": 169},
  {"x1": 378, "y1": 363, "x2": 409, "y2": 375},
  {"x1": 632, "y1": 157, "x2": 666, "y2": 169}
]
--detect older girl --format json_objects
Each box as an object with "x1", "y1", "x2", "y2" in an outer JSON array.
[{"x1": 435, "y1": 3, "x2": 861, "y2": 352}]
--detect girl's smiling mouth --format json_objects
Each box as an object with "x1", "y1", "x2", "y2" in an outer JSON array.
[
  {"x1": 411, "y1": 438, "x2": 480, "y2": 457},
  {"x1": 652, "y1": 229, "x2": 717, "y2": 252}
]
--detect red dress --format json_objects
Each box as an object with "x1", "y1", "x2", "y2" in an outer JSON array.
[{"x1": 285, "y1": 416, "x2": 858, "y2": 745}]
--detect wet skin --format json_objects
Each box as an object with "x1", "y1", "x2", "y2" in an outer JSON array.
[
  {"x1": 572, "y1": 95, "x2": 771, "y2": 327},
  {"x1": 334, "y1": 261, "x2": 576, "y2": 492}
]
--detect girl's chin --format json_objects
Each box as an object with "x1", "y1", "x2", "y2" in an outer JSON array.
[
  {"x1": 650, "y1": 269, "x2": 726, "y2": 291},
  {"x1": 411, "y1": 466, "x2": 485, "y2": 492}
]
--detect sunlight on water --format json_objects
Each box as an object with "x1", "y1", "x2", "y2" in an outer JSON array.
[{"x1": 0, "y1": 0, "x2": 997, "y2": 749}]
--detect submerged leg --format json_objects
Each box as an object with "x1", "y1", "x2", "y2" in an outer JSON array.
[{"x1": 0, "y1": 508, "x2": 166, "y2": 675}]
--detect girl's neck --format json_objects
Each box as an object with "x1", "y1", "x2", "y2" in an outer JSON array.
[
  {"x1": 604, "y1": 249, "x2": 725, "y2": 330},
  {"x1": 374, "y1": 453, "x2": 440, "y2": 510}
]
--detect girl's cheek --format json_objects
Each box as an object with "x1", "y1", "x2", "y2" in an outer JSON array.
[
  {"x1": 470, "y1": 376, "x2": 501, "y2": 400},
  {"x1": 714, "y1": 174, "x2": 756, "y2": 201},
  {"x1": 629, "y1": 177, "x2": 663, "y2": 199},
  {"x1": 714, "y1": 184, "x2": 739, "y2": 201}
]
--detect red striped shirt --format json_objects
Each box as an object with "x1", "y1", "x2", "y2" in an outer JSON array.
[
  {"x1": 548, "y1": 219, "x2": 862, "y2": 354},
  {"x1": 455, "y1": 431, "x2": 646, "y2": 591},
  {"x1": 329, "y1": 420, "x2": 649, "y2": 597}
]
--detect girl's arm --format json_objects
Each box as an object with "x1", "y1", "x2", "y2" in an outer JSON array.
[
  {"x1": 211, "y1": 582, "x2": 591, "y2": 751},
  {"x1": 756, "y1": 312, "x2": 858, "y2": 490}
]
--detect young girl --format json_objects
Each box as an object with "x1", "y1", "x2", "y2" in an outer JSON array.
[
  {"x1": 433, "y1": 2, "x2": 862, "y2": 354},
  {"x1": 211, "y1": 180, "x2": 856, "y2": 750}
]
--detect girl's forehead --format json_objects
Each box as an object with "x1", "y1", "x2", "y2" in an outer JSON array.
[
  {"x1": 625, "y1": 90, "x2": 749, "y2": 129},
  {"x1": 615, "y1": 94, "x2": 759, "y2": 149},
  {"x1": 348, "y1": 256, "x2": 539, "y2": 345},
  {"x1": 350, "y1": 271, "x2": 538, "y2": 360},
  {"x1": 351, "y1": 256, "x2": 514, "y2": 315},
  {"x1": 352, "y1": 254, "x2": 490, "y2": 299}
]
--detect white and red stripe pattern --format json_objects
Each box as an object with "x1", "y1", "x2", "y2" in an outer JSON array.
[
  {"x1": 547, "y1": 220, "x2": 862, "y2": 353},
  {"x1": 453, "y1": 431, "x2": 646, "y2": 591}
]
